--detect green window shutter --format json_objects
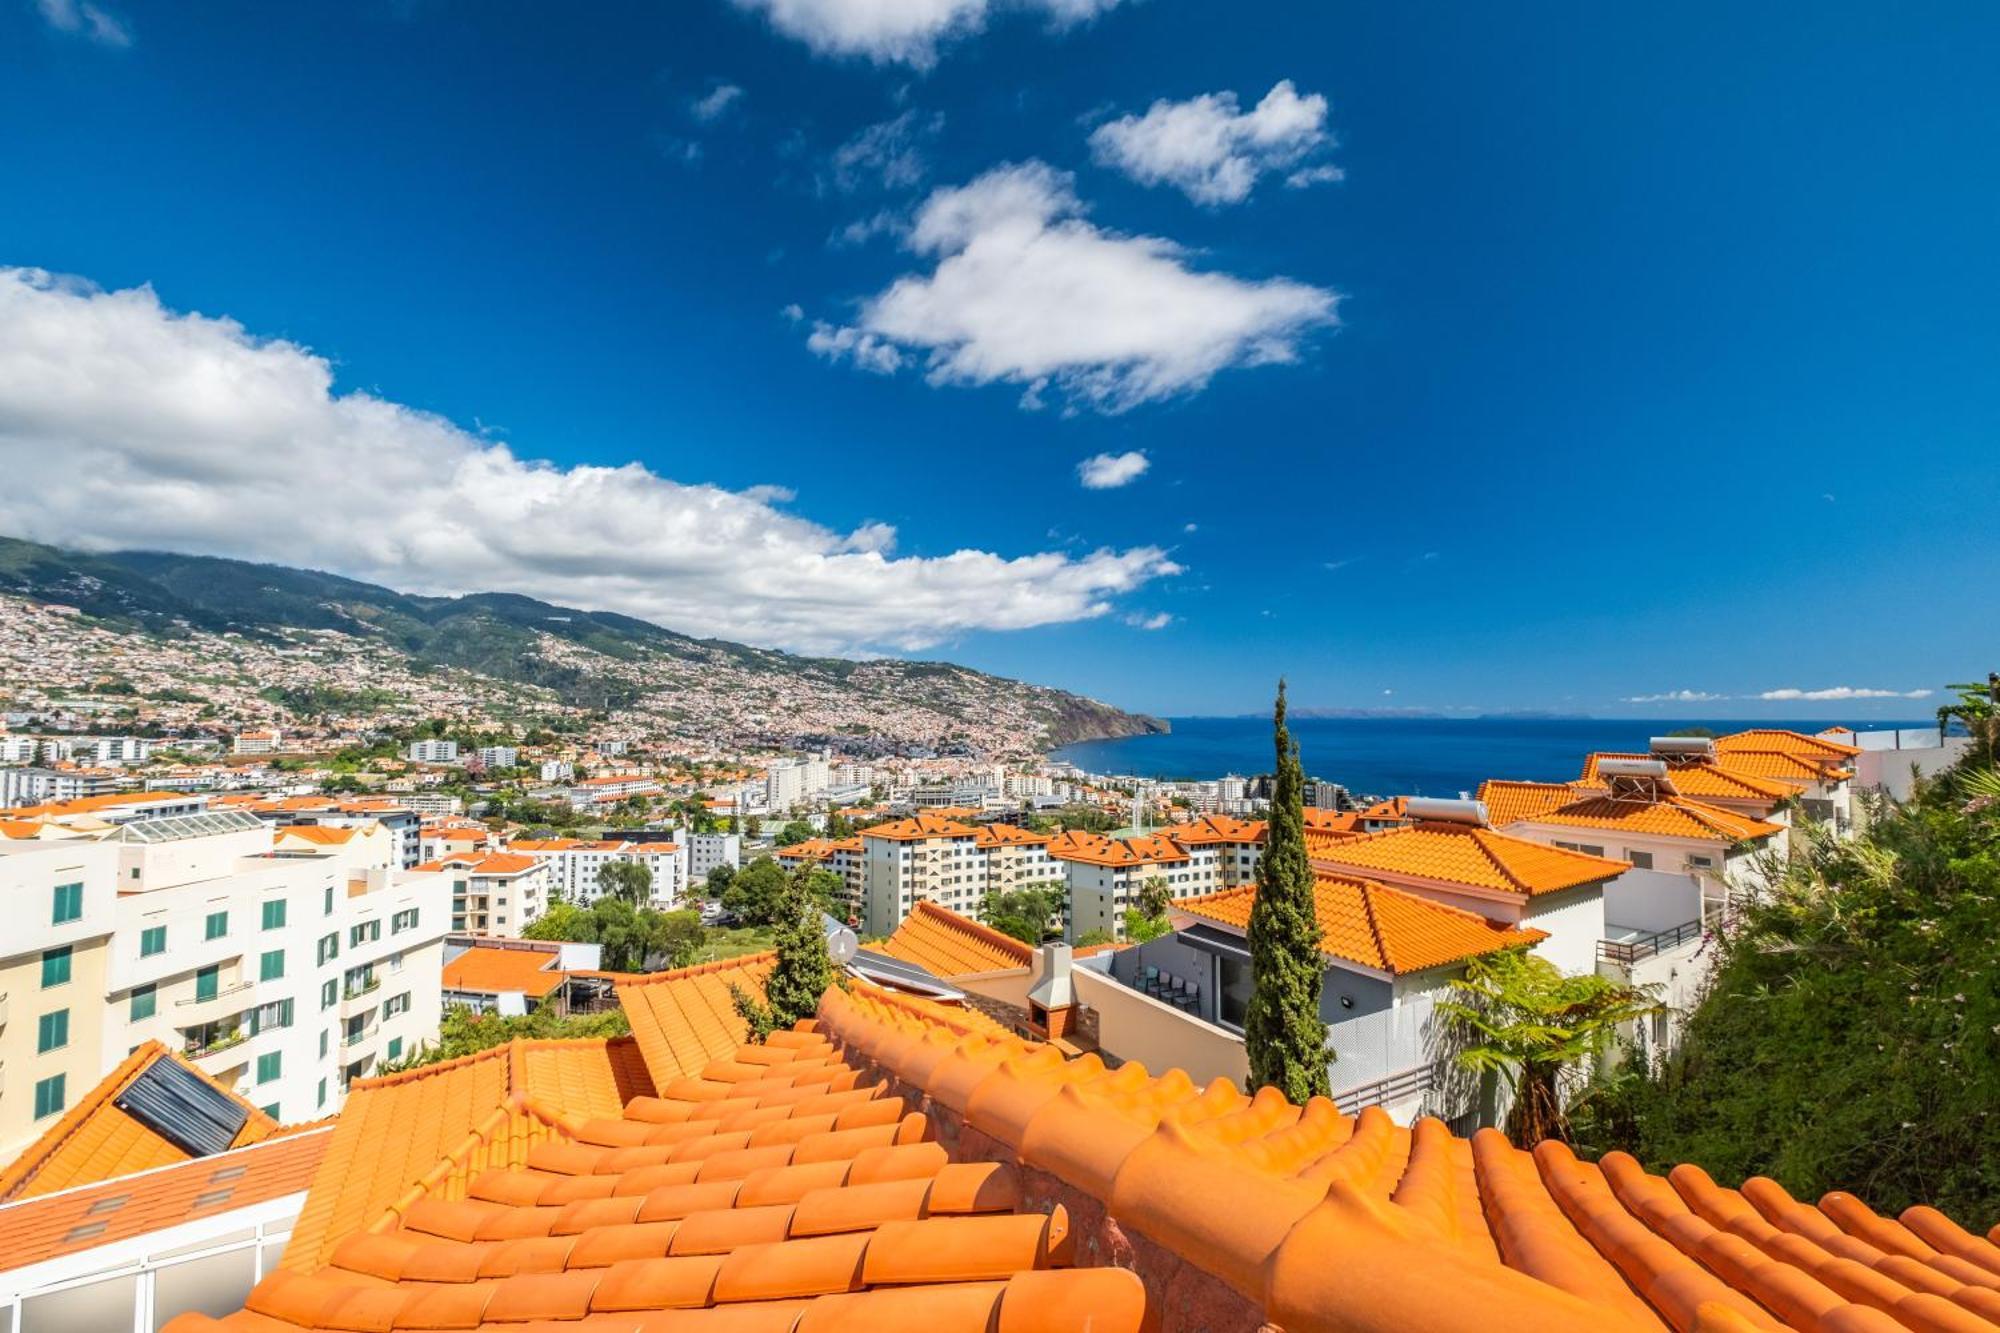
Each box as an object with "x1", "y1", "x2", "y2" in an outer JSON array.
[
  {"x1": 51, "y1": 882, "x2": 83, "y2": 925},
  {"x1": 34, "y1": 1074, "x2": 67, "y2": 1119},
  {"x1": 130, "y1": 984, "x2": 157, "y2": 1021},
  {"x1": 260, "y1": 949, "x2": 285, "y2": 981},
  {"x1": 41, "y1": 947, "x2": 72, "y2": 988},
  {"x1": 37, "y1": 1009, "x2": 69, "y2": 1053},
  {"x1": 196, "y1": 965, "x2": 220, "y2": 1001},
  {"x1": 205, "y1": 910, "x2": 229, "y2": 940},
  {"x1": 140, "y1": 926, "x2": 167, "y2": 956},
  {"x1": 262, "y1": 899, "x2": 288, "y2": 930}
]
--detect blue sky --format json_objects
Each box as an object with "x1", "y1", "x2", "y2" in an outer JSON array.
[{"x1": 1, "y1": 0, "x2": 1994, "y2": 719}]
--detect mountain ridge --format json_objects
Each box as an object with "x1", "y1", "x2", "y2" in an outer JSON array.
[{"x1": 0, "y1": 535, "x2": 1166, "y2": 751}]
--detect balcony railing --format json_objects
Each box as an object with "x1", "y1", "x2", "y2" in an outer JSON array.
[
  {"x1": 1333, "y1": 1061, "x2": 1439, "y2": 1115},
  {"x1": 1597, "y1": 918, "x2": 1706, "y2": 967},
  {"x1": 342, "y1": 1024, "x2": 378, "y2": 1048},
  {"x1": 343, "y1": 975, "x2": 381, "y2": 1000},
  {"x1": 176, "y1": 980, "x2": 253, "y2": 1008},
  {"x1": 185, "y1": 1027, "x2": 247, "y2": 1058}
]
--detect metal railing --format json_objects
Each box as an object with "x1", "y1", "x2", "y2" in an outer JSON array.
[
  {"x1": 1597, "y1": 918, "x2": 1705, "y2": 966},
  {"x1": 185, "y1": 1027, "x2": 247, "y2": 1058},
  {"x1": 1333, "y1": 1062, "x2": 1438, "y2": 1115},
  {"x1": 343, "y1": 974, "x2": 381, "y2": 1000},
  {"x1": 177, "y1": 980, "x2": 253, "y2": 1008}
]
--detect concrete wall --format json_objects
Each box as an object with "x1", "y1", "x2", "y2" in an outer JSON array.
[
  {"x1": 1071, "y1": 967, "x2": 1249, "y2": 1087},
  {"x1": 1855, "y1": 737, "x2": 1971, "y2": 801},
  {"x1": 1602, "y1": 866, "x2": 1706, "y2": 935},
  {"x1": 1519, "y1": 884, "x2": 1606, "y2": 976}
]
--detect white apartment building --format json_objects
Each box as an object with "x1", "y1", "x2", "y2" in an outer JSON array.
[
  {"x1": 860, "y1": 814, "x2": 987, "y2": 933},
  {"x1": 539, "y1": 759, "x2": 575, "y2": 783},
  {"x1": 406, "y1": 739, "x2": 460, "y2": 764},
  {"x1": 763, "y1": 753, "x2": 831, "y2": 814},
  {"x1": 672, "y1": 829, "x2": 742, "y2": 882},
  {"x1": 419, "y1": 852, "x2": 551, "y2": 936},
  {"x1": 0, "y1": 809, "x2": 449, "y2": 1156},
  {"x1": 509, "y1": 838, "x2": 687, "y2": 910},
  {"x1": 0, "y1": 767, "x2": 131, "y2": 808},
  {"x1": 0, "y1": 735, "x2": 41, "y2": 765},
  {"x1": 232, "y1": 730, "x2": 281, "y2": 756},
  {"x1": 476, "y1": 745, "x2": 521, "y2": 769}
]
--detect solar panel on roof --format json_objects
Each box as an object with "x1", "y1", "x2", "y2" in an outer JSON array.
[{"x1": 113, "y1": 1057, "x2": 250, "y2": 1158}]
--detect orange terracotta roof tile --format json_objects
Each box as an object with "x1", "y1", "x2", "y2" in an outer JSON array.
[
  {"x1": 1312, "y1": 822, "x2": 1630, "y2": 898},
  {"x1": 1576, "y1": 754, "x2": 1796, "y2": 804},
  {"x1": 413, "y1": 851, "x2": 542, "y2": 875},
  {"x1": 879, "y1": 902, "x2": 1034, "y2": 978},
  {"x1": 1178, "y1": 873, "x2": 1547, "y2": 975},
  {"x1": 1531, "y1": 793, "x2": 1785, "y2": 843},
  {"x1": 1476, "y1": 779, "x2": 1597, "y2": 827},
  {"x1": 972, "y1": 822, "x2": 1053, "y2": 849},
  {"x1": 1045, "y1": 829, "x2": 1188, "y2": 868},
  {"x1": 0, "y1": 1042, "x2": 282, "y2": 1204},
  {"x1": 165, "y1": 975, "x2": 2000, "y2": 1333},
  {"x1": 274, "y1": 822, "x2": 359, "y2": 845},
  {"x1": 281, "y1": 1036, "x2": 652, "y2": 1271},
  {"x1": 1171, "y1": 814, "x2": 1269, "y2": 845},
  {"x1": 0, "y1": 1126, "x2": 333, "y2": 1269},
  {"x1": 168, "y1": 1004, "x2": 1143, "y2": 1333},
  {"x1": 1302, "y1": 807, "x2": 1363, "y2": 834},
  {"x1": 859, "y1": 813, "x2": 980, "y2": 842},
  {"x1": 1717, "y1": 726, "x2": 1863, "y2": 760},
  {"x1": 442, "y1": 944, "x2": 571, "y2": 998},
  {"x1": 616, "y1": 954, "x2": 778, "y2": 1089},
  {"x1": 1709, "y1": 748, "x2": 1845, "y2": 783}
]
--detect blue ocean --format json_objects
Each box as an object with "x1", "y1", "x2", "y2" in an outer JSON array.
[{"x1": 1051, "y1": 716, "x2": 1923, "y2": 801}]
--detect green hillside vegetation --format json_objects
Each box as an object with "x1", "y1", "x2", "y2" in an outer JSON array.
[
  {"x1": 0, "y1": 534, "x2": 1162, "y2": 743},
  {"x1": 1578, "y1": 757, "x2": 2000, "y2": 1222}
]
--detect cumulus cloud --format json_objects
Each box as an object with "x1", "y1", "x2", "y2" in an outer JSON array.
[
  {"x1": 807, "y1": 161, "x2": 1337, "y2": 412},
  {"x1": 1123, "y1": 611, "x2": 1172, "y2": 630},
  {"x1": 805, "y1": 320, "x2": 904, "y2": 374},
  {"x1": 0, "y1": 267, "x2": 1179, "y2": 654},
  {"x1": 1077, "y1": 450, "x2": 1149, "y2": 489},
  {"x1": 727, "y1": 0, "x2": 1122, "y2": 67},
  {"x1": 1089, "y1": 81, "x2": 1338, "y2": 205},
  {"x1": 828, "y1": 111, "x2": 942, "y2": 193},
  {"x1": 1759, "y1": 686, "x2": 1933, "y2": 701},
  {"x1": 37, "y1": 0, "x2": 131, "y2": 45},
  {"x1": 691, "y1": 83, "x2": 745, "y2": 122},
  {"x1": 1622, "y1": 690, "x2": 1727, "y2": 704}
]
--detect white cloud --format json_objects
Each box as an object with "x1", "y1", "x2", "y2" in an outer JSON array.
[
  {"x1": 1758, "y1": 686, "x2": 1933, "y2": 701},
  {"x1": 805, "y1": 320, "x2": 904, "y2": 374},
  {"x1": 831, "y1": 210, "x2": 908, "y2": 248},
  {"x1": 1088, "y1": 81, "x2": 1337, "y2": 206},
  {"x1": 691, "y1": 83, "x2": 745, "y2": 122},
  {"x1": 37, "y1": 0, "x2": 131, "y2": 45},
  {"x1": 828, "y1": 111, "x2": 942, "y2": 193},
  {"x1": 1123, "y1": 611, "x2": 1172, "y2": 630},
  {"x1": 1622, "y1": 690, "x2": 1727, "y2": 704},
  {"x1": 1077, "y1": 450, "x2": 1148, "y2": 489},
  {"x1": 809, "y1": 161, "x2": 1337, "y2": 412},
  {"x1": 0, "y1": 267, "x2": 1179, "y2": 654},
  {"x1": 727, "y1": 0, "x2": 1121, "y2": 67}
]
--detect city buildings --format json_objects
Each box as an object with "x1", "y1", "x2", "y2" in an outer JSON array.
[
  {"x1": 415, "y1": 851, "x2": 550, "y2": 936},
  {"x1": 507, "y1": 837, "x2": 687, "y2": 909},
  {"x1": 0, "y1": 806, "x2": 448, "y2": 1152},
  {"x1": 404, "y1": 739, "x2": 458, "y2": 764}
]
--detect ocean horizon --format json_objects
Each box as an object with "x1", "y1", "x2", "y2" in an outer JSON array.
[{"x1": 1051, "y1": 715, "x2": 1930, "y2": 800}]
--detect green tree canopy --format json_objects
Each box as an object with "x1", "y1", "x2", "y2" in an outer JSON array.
[
  {"x1": 722, "y1": 857, "x2": 791, "y2": 925},
  {"x1": 1439, "y1": 949, "x2": 1660, "y2": 1146},
  {"x1": 980, "y1": 887, "x2": 1060, "y2": 944},
  {"x1": 774, "y1": 820, "x2": 816, "y2": 847},
  {"x1": 733, "y1": 866, "x2": 838, "y2": 1042},
  {"x1": 380, "y1": 1004, "x2": 630, "y2": 1073},
  {"x1": 1243, "y1": 680, "x2": 1332, "y2": 1104},
  {"x1": 596, "y1": 858, "x2": 653, "y2": 906}
]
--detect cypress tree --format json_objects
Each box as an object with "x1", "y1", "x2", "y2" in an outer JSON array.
[
  {"x1": 1244, "y1": 680, "x2": 1333, "y2": 1102},
  {"x1": 732, "y1": 865, "x2": 838, "y2": 1042}
]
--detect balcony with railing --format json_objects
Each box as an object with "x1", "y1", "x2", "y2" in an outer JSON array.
[
  {"x1": 343, "y1": 972, "x2": 380, "y2": 1001},
  {"x1": 1597, "y1": 917, "x2": 1707, "y2": 966},
  {"x1": 184, "y1": 1022, "x2": 248, "y2": 1058},
  {"x1": 174, "y1": 979, "x2": 255, "y2": 1023}
]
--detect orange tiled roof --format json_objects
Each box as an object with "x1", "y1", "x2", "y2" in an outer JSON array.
[
  {"x1": 1172, "y1": 813, "x2": 1269, "y2": 845},
  {"x1": 442, "y1": 944, "x2": 570, "y2": 999},
  {"x1": 0, "y1": 1042, "x2": 282, "y2": 1204},
  {"x1": 0, "y1": 1125, "x2": 333, "y2": 1270},
  {"x1": 1475, "y1": 779, "x2": 1591, "y2": 828},
  {"x1": 859, "y1": 812, "x2": 980, "y2": 841},
  {"x1": 879, "y1": 901, "x2": 1034, "y2": 978},
  {"x1": 615, "y1": 954, "x2": 778, "y2": 1089},
  {"x1": 1303, "y1": 807, "x2": 1363, "y2": 834},
  {"x1": 281, "y1": 1036, "x2": 654, "y2": 1270},
  {"x1": 1531, "y1": 793, "x2": 1785, "y2": 843},
  {"x1": 167, "y1": 979, "x2": 2000, "y2": 1333},
  {"x1": 1717, "y1": 727, "x2": 1863, "y2": 760},
  {"x1": 413, "y1": 851, "x2": 542, "y2": 875},
  {"x1": 973, "y1": 822, "x2": 1053, "y2": 849},
  {"x1": 164, "y1": 1007, "x2": 1145, "y2": 1333},
  {"x1": 1312, "y1": 822, "x2": 1630, "y2": 898},
  {"x1": 1577, "y1": 755, "x2": 1797, "y2": 804},
  {"x1": 1179, "y1": 873, "x2": 1547, "y2": 975},
  {"x1": 0, "y1": 791, "x2": 181, "y2": 818},
  {"x1": 1710, "y1": 748, "x2": 1842, "y2": 784},
  {"x1": 274, "y1": 823, "x2": 359, "y2": 845},
  {"x1": 1045, "y1": 829, "x2": 1189, "y2": 868}
]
